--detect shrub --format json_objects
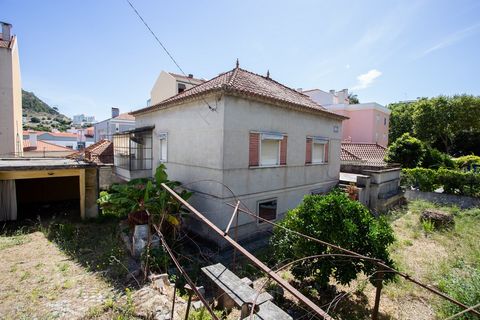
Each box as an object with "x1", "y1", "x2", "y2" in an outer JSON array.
[
  {"x1": 421, "y1": 146, "x2": 455, "y2": 169},
  {"x1": 271, "y1": 190, "x2": 395, "y2": 289},
  {"x1": 454, "y1": 155, "x2": 480, "y2": 170},
  {"x1": 386, "y1": 133, "x2": 425, "y2": 168},
  {"x1": 401, "y1": 168, "x2": 438, "y2": 192},
  {"x1": 30, "y1": 116, "x2": 40, "y2": 123}
]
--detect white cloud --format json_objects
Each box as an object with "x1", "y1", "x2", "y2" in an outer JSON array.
[
  {"x1": 419, "y1": 23, "x2": 480, "y2": 58},
  {"x1": 351, "y1": 69, "x2": 382, "y2": 90}
]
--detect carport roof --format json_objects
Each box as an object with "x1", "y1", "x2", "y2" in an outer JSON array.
[{"x1": 0, "y1": 158, "x2": 94, "y2": 171}]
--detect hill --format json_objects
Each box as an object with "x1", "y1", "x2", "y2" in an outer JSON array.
[{"x1": 22, "y1": 90, "x2": 72, "y2": 132}]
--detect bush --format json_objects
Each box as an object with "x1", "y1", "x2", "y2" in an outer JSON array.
[
  {"x1": 401, "y1": 168, "x2": 438, "y2": 192},
  {"x1": 421, "y1": 146, "x2": 455, "y2": 169},
  {"x1": 454, "y1": 155, "x2": 480, "y2": 170},
  {"x1": 386, "y1": 133, "x2": 425, "y2": 168},
  {"x1": 271, "y1": 190, "x2": 395, "y2": 289},
  {"x1": 30, "y1": 116, "x2": 40, "y2": 123}
]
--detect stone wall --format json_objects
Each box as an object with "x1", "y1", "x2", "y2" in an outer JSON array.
[{"x1": 405, "y1": 190, "x2": 480, "y2": 209}]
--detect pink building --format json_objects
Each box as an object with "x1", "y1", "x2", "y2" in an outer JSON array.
[{"x1": 304, "y1": 89, "x2": 391, "y2": 146}]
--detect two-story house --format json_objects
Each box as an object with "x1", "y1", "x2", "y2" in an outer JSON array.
[
  {"x1": 94, "y1": 108, "x2": 136, "y2": 142},
  {"x1": 117, "y1": 65, "x2": 347, "y2": 244},
  {"x1": 304, "y1": 88, "x2": 391, "y2": 146}
]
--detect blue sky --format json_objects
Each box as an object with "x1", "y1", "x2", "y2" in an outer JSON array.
[{"x1": 2, "y1": 0, "x2": 480, "y2": 120}]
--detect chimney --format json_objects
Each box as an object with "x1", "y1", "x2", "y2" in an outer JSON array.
[
  {"x1": 111, "y1": 107, "x2": 120, "y2": 118},
  {"x1": 29, "y1": 133, "x2": 37, "y2": 148},
  {"x1": 188, "y1": 74, "x2": 193, "y2": 78},
  {"x1": 1, "y1": 22, "x2": 12, "y2": 41}
]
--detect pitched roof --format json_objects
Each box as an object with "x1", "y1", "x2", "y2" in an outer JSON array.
[
  {"x1": 114, "y1": 112, "x2": 135, "y2": 121},
  {"x1": 168, "y1": 72, "x2": 204, "y2": 84},
  {"x1": 67, "y1": 139, "x2": 113, "y2": 164},
  {"x1": 132, "y1": 67, "x2": 347, "y2": 120},
  {"x1": 23, "y1": 140, "x2": 73, "y2": 152},
  {"x1": 340, "y1": 143, "x2": 387, "y2": 165}
]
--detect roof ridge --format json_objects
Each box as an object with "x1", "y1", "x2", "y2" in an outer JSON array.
[
  {"x1": 38, "y1": 140, "x2": 73, "y2": 151},
  {"x1": 227, "y1": 66, "x2": 239, "y2": 87}
]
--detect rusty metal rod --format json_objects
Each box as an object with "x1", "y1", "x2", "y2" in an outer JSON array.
[
  {"x1": 154, "y1": 224, "x2": 219, "y2": 320},
  {"x1": 224, "y1": 200, "x2": 240, "y2": 235},
  {"x1": 162, "y1": 183, "x2": 333, "y2": 320}
]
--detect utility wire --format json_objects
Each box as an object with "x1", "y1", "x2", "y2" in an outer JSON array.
[{"x1": 125, "y1": 0, "x2": 215, "y2": 112}]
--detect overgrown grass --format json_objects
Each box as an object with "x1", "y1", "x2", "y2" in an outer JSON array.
[{"x1": 0, "y1": 226, "x2": 31, "y2": 250}]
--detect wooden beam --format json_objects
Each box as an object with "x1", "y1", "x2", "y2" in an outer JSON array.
[
  {"x1": 0, "y1": 169, "x2": 82, "y2": 180},
  {"x1": 79, "y1": 169, "x2": 85, "y2": 220}
]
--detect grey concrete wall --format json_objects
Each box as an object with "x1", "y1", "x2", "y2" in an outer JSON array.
[
  {"x1": 98, "y1": 165, "x2": 125, "y2": 190},
  {"x1": 405, "y1": 190, "x2": 480, "y2": 209},
  {"x1": 85, "y1": 168, "x2": 98, "y2": 219}
]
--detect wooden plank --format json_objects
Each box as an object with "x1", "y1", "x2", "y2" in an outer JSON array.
[
  {"x1": 79, "y1": 169, "x2": 85, "y2": 220},
  {"x1": 0, "y1": 169, "x2": 82, "y2": 180}
]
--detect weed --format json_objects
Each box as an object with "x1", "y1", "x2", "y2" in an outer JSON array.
[
  {"x1": 58, "y1": 262, "x2": 69, "y2": 274},
  {"x1": 188, "y1": 308, "x2": 224, "y2": 320},
  {"x1": 20, "y1": 271, "x2": 31, "y2": 281},
  {"x1": 403, "y1": 239, "x2": 413, "y2": 246},
  {"x1": 421, "y1": 220, "x2": 435, "y2": 234}
]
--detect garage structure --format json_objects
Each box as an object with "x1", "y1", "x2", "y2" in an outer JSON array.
[{"x1": 0, "y1": 158, "x2": 99, "y2": 221}]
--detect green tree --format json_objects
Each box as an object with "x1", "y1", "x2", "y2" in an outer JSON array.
[
  {"x1": 386, "y1": 133, "x2": 425, "y2": 168},
  {"x1": 387, "y1": 101, "x2": 416, "y2": 144},
  {"x1": 348, "y1": 93, "x2": 359, "y2": 104},
  {"x1": 271, "y1": 190, "x2": 395, "y2": 289}
]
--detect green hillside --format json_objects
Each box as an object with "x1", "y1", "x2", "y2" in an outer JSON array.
[{"x1": 22, "y1": 90, "x2": 72, "y2": 132}]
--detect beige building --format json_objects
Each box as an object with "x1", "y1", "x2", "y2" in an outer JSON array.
[
  {"x1": 149, "y1": 71, "x2": 204, "y2": 105},
  {"x1": 0, "y1": 22, "x2": 23, "y2": 157}
]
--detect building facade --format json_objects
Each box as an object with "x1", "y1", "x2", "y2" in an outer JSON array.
[
  {"x1": 94, "y1": 108, "x2": 135, "y2": 142},
  {"x1": 149, "y1": 71, "x2": 204, "y2": 106},
  {"x1": 121, "y1": 66, "x2": 346, "y2": 244},
  {"x1": 0, "y1": 22, "x2": 23, "y2": 157},
  {"x1": 304, "y1": 89, "x2": 391, "y2": 146}
]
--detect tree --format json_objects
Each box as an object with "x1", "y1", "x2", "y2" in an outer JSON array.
[
  {"x1": 348, "y1": 93, "x2": 359, "y2": 104},
  {"x1": 387, "y1": 101, "x2": 416, "y2": 144},
  {"x1": 271, "y1": 190, "x2": 395, "y2": 289},
  {"x1": 385, "y1": 133, "x2": 425, "y2": 168},
  {"x1": 413, "y1": 95, "x2": 480, "y2": 154}
]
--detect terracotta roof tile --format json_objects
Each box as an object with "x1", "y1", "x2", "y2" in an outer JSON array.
[
  {"x1": 132, "y1": 67, "x2": 347, "y2": 120},
  {"x1": 23, "y1": 140, "x2": 73, "y2": 152},
  {"x1": 341, "y1": 143, "x2": 387, "y2": 165},
  {"x1": 114, "y1": 112, "x2": 135, "y2": 120},
  {"x1": 67, "y1": 139, "x2": 113, "y2": 164}
]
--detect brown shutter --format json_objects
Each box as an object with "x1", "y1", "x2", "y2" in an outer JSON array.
[
  {"x1": 280, "y1": 135, "x2": 287, "y2": 165},
  {"x1": 305, "y1": 138, "x2": 312, "y2": 164},
  {"x1": 249, "y1": 132, "x2": 260, "y2": 167},
  {"x1": 324, "y1": 141, "x2": 329, "y2": 163}
]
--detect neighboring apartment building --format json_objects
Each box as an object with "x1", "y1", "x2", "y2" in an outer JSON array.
[
  {"x1": 149, "y1": 71, "x2": 204, "y2": 106},
  {"x1": 117, "y1": 65, "x2": 346, "y2": 244},
  {"x1": 94, "y1": 107, "x2": 135, "y2": 142},
  {"x1": 72, "y1": 114, "x2": 96, "y2": 125},
  {"x1": 304, "y1": 89, "x2": 391, "y2": 146},
  {"x1": 0, "y1": 22, "x2": 23, "y2": 157},
  {"x1": 23, "y1": 133, "x2": 73, "y2": 158}
]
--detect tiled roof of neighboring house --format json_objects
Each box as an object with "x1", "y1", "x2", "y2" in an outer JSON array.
[
  {"x1": 114, "y1": 112, "x2": 135, "y2": 121},
  {"x1": 341, "y1": 142, "x2": 388, "y2": 165},
  {"x1": 23, "y1": 140, "x2": 73, "y2": 152},
  {"x1": 132, "y1": 67, "x2": 347, "y2": 120},
  {"x1": 84, "y1": 127, "x2": 94, "y2": 137},
  {"x1": 67, "y1": 139, "x2": 113, "y2": 165},
  {"x1": 44, "y1": 131, "x2": 78, "y2": 138},
  {"x1": 169, "y1": 72, "x2": 205, "y2": 84}
]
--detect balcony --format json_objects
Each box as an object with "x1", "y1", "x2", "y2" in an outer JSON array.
[{"x1": 113, "y1": 126, "x2": 154, "y2": 181}]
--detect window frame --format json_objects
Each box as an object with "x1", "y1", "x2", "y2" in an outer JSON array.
[
  {"x1": 307, "y1": 136, "x2": 329, "y2": 165},
  {"x1": 257, "y1": 198, "x2": 278, "y2": 223},
  {"x1": 157, "y1": 132, "x2": 168, "y2": 163},
  {"x1": 259, "y1": 132, "x2": 283, "y2": 167}
]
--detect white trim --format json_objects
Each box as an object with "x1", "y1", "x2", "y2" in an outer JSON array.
[
  {"x1": 324, "y1": 102, "x2": 391, "y2": 114},
  {"x1": 158, "y1": 132, "x2": 168, "y2": 163}
]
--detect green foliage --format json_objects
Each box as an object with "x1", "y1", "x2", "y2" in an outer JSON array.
[
  {"x1": 142, "y1": 247, "x2": 170, "y2": 273},
  {"x1": 401, "y1": 168, "x2": 438, "y2": 192},
  {"x1": 30, "y1": 116, "x2": 40, "y2": 123},
  {"x1": 386, "y1": 133, "x2": 425, "y2": 168},
  {"x1": 421, "y1": 220, "x2": 435, "y2": 234},
  {"x1": 348, "y1": 93, "x2": 359, "y2": 104},
  {"x1": 437, "y1": 266, "x2": 480, "y2": 319},
  {"x1": 454, "y1": 155, "x2": 480, "y2": 170},
  {"x1": 271, "y1": 190, "x2": 395, "y2": 289},
  {"x1": 388, "y1": 101, "x2": 416, "y2": 143},
  {"x1": 22, "y1": 90, "x2": 59, "y2": 115},
  {"x1": 402, "y1": 168, "x2": 480, "y2": 196},
  {"x1": 421, "y1": 146, "x2": 455, "y2": 169},
  {"x1": 188, "y1": 308, "x2": 224, "y2": 320}
]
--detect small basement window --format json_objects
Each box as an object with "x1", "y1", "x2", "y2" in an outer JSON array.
[
  {"x1": 260, "y1": 133, "x2": 282, "y2": 166},
  {"x1": 258, "y1": 199, "x2": 277, "y2": 222}
]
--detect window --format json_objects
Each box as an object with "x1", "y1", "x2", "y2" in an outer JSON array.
[
  {"x1": 258, "y1": 199, "x2": 277, "y2": 222},
  {"x1": 177, "y1": 83, "x2": 186, "y2": 94},
  {"x1": 158, "y1": 133, "x2": 167, "y2": 162},
  {"x1": 249, "y1": 132, "x2": 287, "y2": 167},
  {"x1": 306, "y1": 137, "x2": 329, "y2": 164}
]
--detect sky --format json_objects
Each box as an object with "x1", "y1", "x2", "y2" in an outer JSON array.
[{"x1": 2, "y1": 0, "x2": 480, "y2": 120}]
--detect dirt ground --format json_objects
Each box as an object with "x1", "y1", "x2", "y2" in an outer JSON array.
[{"x1": 0, "y1": 231, "x2": 114, "y2": 319}]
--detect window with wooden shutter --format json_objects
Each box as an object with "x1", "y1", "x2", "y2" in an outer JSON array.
[
  {"x1": 305, "y1": 138, "x2": 312, "y2": 164},
  {"x1": 307, "y1": 137, "x2": 329, "y2": 164},
  {"x1": 280, "y1": 136, "x2": 287, "y2": 165}
]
